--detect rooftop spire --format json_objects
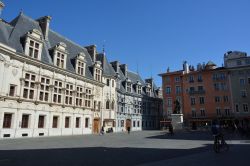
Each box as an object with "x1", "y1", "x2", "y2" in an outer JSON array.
[{"x1": 0, "y1": 1, "x2": 5, "y2": 17}]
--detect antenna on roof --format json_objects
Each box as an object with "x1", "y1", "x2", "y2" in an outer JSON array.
[
  {"x1": 136, "y1": 61, "x2": 139, "y2": 74},
  {"x1": 102, "y1": 40, "x2": 106, "y2": 54}
]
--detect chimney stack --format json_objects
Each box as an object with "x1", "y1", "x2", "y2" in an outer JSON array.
[
  {"x1": 85, "y1": 45, "x2": 97, "y2": 62},
  {"x1": 110, "y1": 61, "x2": 120, "y2": 73},
  {"x1": 37, "y1": 16, "x2": 52, "y2": 41},
  {"x1": 120, "y1": 64, "x2": 127, "y2": 77}
]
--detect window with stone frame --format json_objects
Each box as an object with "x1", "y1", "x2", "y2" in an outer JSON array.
[
  {"x1": 146, "y1": 88, "x2": 151, "y2": 96},
  {"x1": 77, "y1": 60, "x2": 85, "y2": 76},
  {"x1": 65, "y1": 83, "x2": 74, "y2": 105},
  {"x1": 9, "y1": 84, "x2": 16, "y2": 97},
  {"x1": 53, "y1": 80, "x2": 63, "y2": 103},
  {"x1": 137, "y1": 85, "x2": 142, "y2": 94},
  {"x1": 85, "y1": 89, "x2": 92, "y2": 108},
  {"x1": 23, "y1": 73, "x2": 36, "y2": 100},
  {"x1": 192, "y1": 109, "x2": 196, "y2": 117},
  {"x1": 28, "y1": 40, "x2": 40, "y2": 59},
  {"x1": 199, "y1": 97, "x2": 205, "y2": 104},
  {"x1": 190, "y1": 97, "x2": 196, "y2": 105},
  {"x1": 95, "y1": 68, "x2": 101, "y2": 81},
  {"x1": 111, "y1": 101, "x2": 115, "y2": 110},
  {"x1": 56, "y1": 52, "x2": 65, "y2": 68},
  {"x1": 85, "y1": 118, "x2": 89, "y2": 128},
  {"x1": 98, "y1": 101, "x2": 101, "y2": 111},
  {"x1": 3, "y1": 113, "x2": 12, "y2": 128},
  {"x1": 126, "y1": 82, "x2": 132, "y2": 92},
  {"x1": 243, "y1": 104, "x2": 249, "y2": 112},
  {"x1": 52, "y1": 116, "x2": 59, "y2": 128},
  {"x1": 65, "y1": 117, "x2": 70, "y2": 128},
  {"x1": 21, "y1": 114, "x2": 30, "y2": 128},
  {"x1": 76, "y1": 86, "x2": 84, "y2": 107},
  {"x1": 38, "y1": 115, "x2": 45, "y2": 128},
  {"x1": 75, "y1": 117, "x2": 80, "y2": 128},
  {"x1": 39, "y1": 77, "x2": 50, "y2": 102},
  {"x1": 112, "y1": 80, "x2": 115, "y2": 87},
  {"x1": 223, "y1": 96, "x2": 229, "y2": 102},
  {"x1": 106, "y1": 100, "x2": 110, "y2": 109}
]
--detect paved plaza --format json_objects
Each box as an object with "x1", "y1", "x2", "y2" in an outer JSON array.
[{"x1": 0, "y1": 130, "x2": 249, "y2": 166}]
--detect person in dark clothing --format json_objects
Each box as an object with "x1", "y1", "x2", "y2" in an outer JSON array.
[{"x1": 127, "y1": 126, "x2": 130, "y2": 134}]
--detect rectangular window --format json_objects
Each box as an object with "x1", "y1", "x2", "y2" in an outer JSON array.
[
  {"x1": 243, "y1": 104, "x2": 249, "y2": 112},
  {"x1": 189, "y1": 75, "x2": 194, "y2": 83},
  {"x1": 248, "y1": 78, "x2": 250, "y2": 84},
  {"x1": 191, "y1": 97, "x2": 196, "y2": 105},
  {"x1": 9, "y1": 84, "x2": 16, "y2": 97},
  {"x1": 65, "y1": 117, "x2": 70, "y2": 128},
  {"x1": 127, "y1": 82, "x2": 132, "y2": 92},
  {"x1": 215, "y1": 96, "x2": 221, "y2": 103},
  {"x1": 133, "y1": 121, "x2": 136, "y2": 127},
  {"x1": 223, "y1": 96, "x2": 229, "y2": 102},
  {"x1": 216, "y1": 108, "x2": 221, "y2": 116},
  {"x1": 56, "y1": 52, "x2": 65, "y2": 68},
  {"x1": 199, "y1": 97, "x2": 205, "y2": 104},
  {"x1": 76, "y1": 117, "x2": 80, "y2": 128},
  {"x1": 53, "y1": 80, "x2": 63, "y2": 103},
  {"x1": 77, "y1": 60, "x2": 85, "y2": 76},
  {"x1": 240, "y1": 78, "x2": 246, "y2": 86},
  {"x1": 39, "y1": 77, "x2": 50, "y2": 102},
  {"x1": 137, "y1": 86, "x2": 142, "y2": 94},
  {"x1": 65, "y1": 83, "x2": 74, "y2": 105},
  {"x1": 21, "y1": 114, "x2": 29, "y2": 128},
  {"x1": 137, "y1": 121, "x2": 140, "y2": 127},
  {"x1": 121, "y1": 120, "x2": 124, "y2": 127},
  {"x1": 85, "y1": 89, "x2": 92, "y2": 108},
  {"x1": 3, "y1": 113, "x2": 12, "y2": 128},
  {"x1": 197, "y1": 74, "x2": 203, "y2": 82},
  {"x1": 28, "y1": 40, "x2": 40, "y2": 59},
  {"x1": 23, "y1": 73, "x2": 36, "y2": 100},
  {"x1": 112, "y1": 80, "x2": 114, "y2": 87},
  {"x1": 176, "y1": 86, "x2": 181, "y2": 94},
  {"x1": 192, "y1": 110, "x2": 196, "y2": 118},
  {"x1": 241, "y1": 90, "x2": 247, "y2": 98},
  {"x1": 106, "y1": 79, "x2": 110, "y2": 86},
  {"x1": 166, "y1": 87, "x2": 171, "y2": 94},
  {"x1": 225, "y1": 109, "x2": 230, "y2": 116},
  {"x1": 95, "y1": 69, "x2": 101, "y2": 81},
  {"x1": 198, "y1": 86, "x2": 204, "y2": 91},
  {"x1": 175, "y1": 77, "x2": 180, "y2": 82},
  {"x1": 52, "y1": 116, "x2": 58, "y2": 128},
  {"x1": 235, "y1": 104, "x2": 239, "y2": 112},
  {"x1": 38, "y1": 115, "x2": 45, "y2": 128},
  {"x1": 165, "y1": 76, "x2": 170, "y2": 82},
  {"x1": 200, "y1": 109, "x2": 205, "y2": 117},
  {"x1": 85, "y1": 118, "x2": 89, "y2": 128},
  {"x1": 76, "y1": 86, "x2": 84, "y2": 107}
]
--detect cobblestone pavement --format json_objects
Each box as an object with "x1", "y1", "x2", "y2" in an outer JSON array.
[{"x1": 0, "y1": 130, "x2": 249, "y2": 166}]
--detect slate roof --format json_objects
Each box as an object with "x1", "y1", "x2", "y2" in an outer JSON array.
[
  {"x1": 0, "y1": 12, "x2": 95, "y2": 80},
  {"x1": 96, "y1": 53, "x2": 116, "y2": 77}
]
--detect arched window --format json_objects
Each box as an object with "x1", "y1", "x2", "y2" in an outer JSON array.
[
  {"x1": 106, "y1": 101, "x2": 110, "y2": 109},
  {"x1": 111, "y1": 101, "x2": 115, "y2": 110}
]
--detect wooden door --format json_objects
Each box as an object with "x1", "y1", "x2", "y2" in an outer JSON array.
[
  {"x1": 93, "y1": 119, "x2": 100, "y2": 134},
  {"x1": 126, "y1": 119, "x2": 131, "y2": 130}
]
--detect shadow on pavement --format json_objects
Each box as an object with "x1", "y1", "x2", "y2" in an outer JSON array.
[
  {"x1": 0, "y1": 145, "x2": 211, "y2": 166},
  {"x1": 146, "y1": 131, "x2": 246, "y2": 141}
]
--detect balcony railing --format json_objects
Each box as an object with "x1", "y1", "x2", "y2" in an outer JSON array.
[{"x1": 188, "y1": 90, "x2": 205, "y2": 95}]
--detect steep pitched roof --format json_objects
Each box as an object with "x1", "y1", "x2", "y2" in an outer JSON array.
[
  {"x1": 96, "y1": 53, "x2": 116, "y2": 77},
  {"x1": 1, "y1": 12, "x2": 96, "y2": 80}
]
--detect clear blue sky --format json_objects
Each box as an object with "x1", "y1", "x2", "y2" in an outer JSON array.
[{"x1": 2, "y1": 0, "x2": 250, "y2": 86}]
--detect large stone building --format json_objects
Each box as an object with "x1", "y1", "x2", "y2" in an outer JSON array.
[
  {"x1": 224, "y1": 51, "x2": 250, "y2": 124},
  {"x1": 159, "y1": 51, "x2": 250, "y2": 129},
  {"x1": 0, "y1": 3, "x2": 162, "y2": 138}
]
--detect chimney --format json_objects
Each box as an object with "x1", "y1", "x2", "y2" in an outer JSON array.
[
  {"x1": 183, "y1": 61, "x2": 189, "y2": 74},
  {"x1": 37, "y1": 16, "x2": 52, "y2": 41},
  {"x1": 0, "y1": 1, "x2": 5, "y2": 18},
  {"x1": 85, "y1": 45, "x2": 97, "y2": 62},
  {"x1": 110, "y1": 61, "x2": 120, "y2": 73},
  {"x1": 120, "y1": 64, "x2": 127, "y2": 77}
]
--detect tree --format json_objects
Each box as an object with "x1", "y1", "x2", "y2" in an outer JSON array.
[{"x1": 173, "y1": 100, "x2": 181, "y2": 114}]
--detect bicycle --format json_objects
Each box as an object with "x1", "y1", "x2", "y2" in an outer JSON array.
[{"x1": 213, "y1": 134, "x2": 229, "y2": 153}]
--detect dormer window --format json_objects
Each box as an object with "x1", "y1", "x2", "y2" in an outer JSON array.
[
  {"x1": 137, "y1": 85, "x2": 142, "y2": 94},
  {"x1": 146, "y1": 88, "x2": 151, "y2": 96},
  {"x1": 126, "y1": 81, "x2": 132, "y2": 93},
  {"x1": 51, "y1": 42, "x2": 68, "y2": 69},
  {"x1": 93, "y1": 61, "x2": 102, "y2": 82},
  {"x1": 76, "y1": 52, "x2": 86, "y2": 76},
  {"x1": 24, "y1": 29, "x2": 43, "y2": 60}
]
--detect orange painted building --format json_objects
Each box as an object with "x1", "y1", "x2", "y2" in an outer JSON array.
[{"x1": 159, "y1": 61, "x2": 233, "y2": 128}]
